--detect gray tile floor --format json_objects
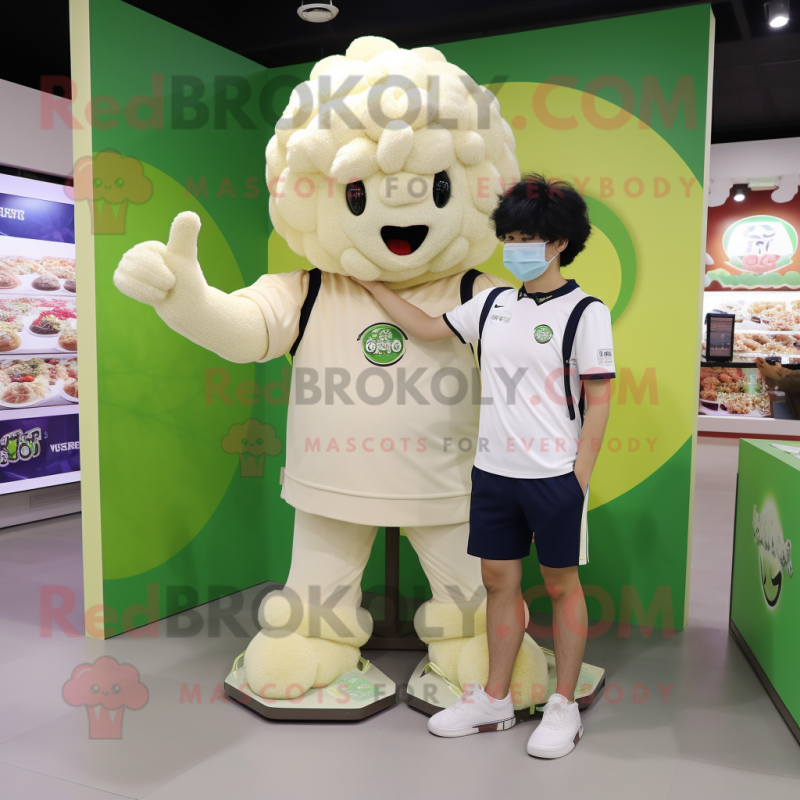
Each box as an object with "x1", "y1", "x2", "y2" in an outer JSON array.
[{"x1": 0, "y1": 438, "x2": 798, "y2": 799}]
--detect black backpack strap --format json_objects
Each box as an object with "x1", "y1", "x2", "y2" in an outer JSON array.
[
  {"x1": 476, "y1": 286, "x2": 510, "y2": 367},
  {"x1": 562, "y1": 296, "x2": 603, "y2": 422},
  {"x1": 458, "y1": 269, "x2": 483, "y2": 362},
  {"x1": 289, "y1": 268, "x2": 322, "y2": 357},
  {"x1": 459, "y1": 268, "x2": 482, "y2": 306}
]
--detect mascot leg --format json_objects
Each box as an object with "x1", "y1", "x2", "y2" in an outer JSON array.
[
  {"x1": 245, "y1": 510, "x2": 378, "y2": 700},
  {"x1": 406, "y1": 522, "x2": 549, "y2": 711}
]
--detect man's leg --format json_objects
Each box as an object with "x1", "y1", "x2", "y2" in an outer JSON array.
[
  {"x1": 407, "y1": 524, "x2": 548, "y2": 713},
  {"x1": 483, "y1": 557, "x2": 524, "y2": 701},
  {"x1": 424, "y1": 553, "x2": 526, "y2": 738},
  {"x1": 540, "y1": 564, "x2": 587, "y2": 702}
]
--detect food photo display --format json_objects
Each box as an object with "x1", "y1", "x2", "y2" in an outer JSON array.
[
  {"x1": 698, "y1": 366, "x2": 774, "y2": 418},
  {"x1": 0, "y1": 296, "x2": 78, "y2": 356},
  {"x1": 0, "y1": 356, "x2": 78, "y2": 411},
  {"x1": 0, "y1": 173, "x2": 80, "y2": 492},
  {"x1": 0, "y1": 255, "x2": 76, "y2": 297},
  {"x1": 703, "y1": 292, "x2": 800, "y2": 363}
]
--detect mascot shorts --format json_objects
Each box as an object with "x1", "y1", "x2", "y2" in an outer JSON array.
[{"x1": 467, "y1": 466, "x2": 588, "y2": 567}]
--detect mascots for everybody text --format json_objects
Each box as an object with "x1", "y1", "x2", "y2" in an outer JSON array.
[{"x1": 114, "y1": 36, "x2": 548, "y2": 708}]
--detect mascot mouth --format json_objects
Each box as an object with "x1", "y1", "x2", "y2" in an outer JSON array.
[{"x1": 380, "y1": 225, "x2": 428, "y2": 256}]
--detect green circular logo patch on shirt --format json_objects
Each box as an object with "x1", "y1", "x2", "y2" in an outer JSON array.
[
  {"x1": 534, "y1": 324, "x2": 554, "y2": 344},
  {"x1": 358, "y1": 323, "x2": 406, "y2": 365}
]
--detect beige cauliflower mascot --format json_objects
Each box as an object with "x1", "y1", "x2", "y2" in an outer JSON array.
[{"x1": 114, "y1": 36, "x2": 547, "y2": 710}]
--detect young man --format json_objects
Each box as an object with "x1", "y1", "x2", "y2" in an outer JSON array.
[{"x1": 352, "y1": 175, "x2": 614, "y2": 759}]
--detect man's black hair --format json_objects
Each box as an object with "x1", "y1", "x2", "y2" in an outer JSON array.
[{"x1": 490, "y1": 174, "x2": 591, "y2": 266}]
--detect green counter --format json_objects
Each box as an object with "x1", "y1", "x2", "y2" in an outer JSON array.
[{"x1": 730, "y1": 439, "x2": 799, "y2": 744}]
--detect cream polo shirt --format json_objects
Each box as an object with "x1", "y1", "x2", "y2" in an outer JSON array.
[{"x1": 236, "y1": 269, "x2": 507, "y2": 527}]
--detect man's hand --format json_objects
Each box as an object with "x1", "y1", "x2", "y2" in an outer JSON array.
[
  {"x1": 755, "y1": 357, "x2": 789, "y2": 381},
  {"x1": 573, "y1": 466, "x2": 590, "y2": 495}
]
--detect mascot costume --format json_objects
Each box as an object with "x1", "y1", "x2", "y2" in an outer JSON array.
[{"x1": 114, "y1": 36, "x2": 548, "y2": 711}]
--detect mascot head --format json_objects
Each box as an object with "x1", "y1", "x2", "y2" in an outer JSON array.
[{"x1": 267, "y1": 36, "x2": 519, "y2": 287}]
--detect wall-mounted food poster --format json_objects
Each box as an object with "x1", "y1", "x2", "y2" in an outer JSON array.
[
  {"x1": 705, "y1": 192, "x2": 800, "y2": 292},
  {"x1": 0, "y1": 174, "x2": 80, "y2": 494}
]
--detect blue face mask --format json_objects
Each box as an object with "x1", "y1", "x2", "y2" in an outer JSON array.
[{"x1": 503, "y1": 242, "x2": 558, "y2": 282}]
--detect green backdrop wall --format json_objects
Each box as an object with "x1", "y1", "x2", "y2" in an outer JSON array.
[{"x1": 78, "y1": 0, "x2": 712, "y2": 635}]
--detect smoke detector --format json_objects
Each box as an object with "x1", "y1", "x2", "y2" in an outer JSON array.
[
  {"x1": 748, "y1": 177, "x2": 780, "y2": 191},
  {"x1": 298, "y1": 2, "x2": 339, "y2": 22}
]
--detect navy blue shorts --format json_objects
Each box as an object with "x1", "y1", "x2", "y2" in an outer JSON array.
[{"x1": 468, "y1": 466, "x2": 586, "y2": 567}]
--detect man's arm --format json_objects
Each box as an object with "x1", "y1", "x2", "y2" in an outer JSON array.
[
  {"x1": 351, "y1": 278, "x2": 455, "y2": 341},
  {"x1": 754, "y1": 358, "x2": 800, "y2": 393},
  {"x1": 775, "y1": 370, "x2": 800, "y2": 393},
  {"x1": 573, "y1": 379, "x2": 611, "y2": 493}
]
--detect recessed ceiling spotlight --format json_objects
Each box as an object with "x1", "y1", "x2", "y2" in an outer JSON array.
[
  {"x1": 765, "y1": 1, "x2": 791, "y2": 28},
  {"x1": 298, "y1": 1, "x2": 339, "y2": 22},
  {"x1": 732, "y1": 183, "x2": 749, "y2": 202}
]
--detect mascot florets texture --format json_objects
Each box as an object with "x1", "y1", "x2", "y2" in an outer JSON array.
[
  {"x1": 114, "y1": 35, "x2": 547, "y2": 709},
  {"x1": 269, "y1": 36, "x2": 518, "y2": 284}
]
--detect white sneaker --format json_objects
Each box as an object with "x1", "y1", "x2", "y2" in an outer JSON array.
[
  {"x1": 526, "y1": 693, "x2": 583, "y2": 758},
  {"x1": 427, "y1": 682, "x2": 516, "y2": 738}
]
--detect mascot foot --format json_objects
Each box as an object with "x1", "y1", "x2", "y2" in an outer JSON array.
[
  {"x1": 244, "y1": 629, "x2": 360, "y2": 700},
  {"x1": 429, "y1": 633, "x2": 548, "y2": 711}
]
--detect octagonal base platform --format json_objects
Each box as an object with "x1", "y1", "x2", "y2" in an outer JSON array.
[
  {"x1": 224, "y1": 657, "x2": 396, "y2": 721},
  {"x1": 406, "y1": 648, "x2": 605, "y2": 718}
]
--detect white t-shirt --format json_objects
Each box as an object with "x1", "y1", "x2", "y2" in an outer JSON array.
[{"x1": 443, "y1": 280, "x2": 616, "y2": 479}]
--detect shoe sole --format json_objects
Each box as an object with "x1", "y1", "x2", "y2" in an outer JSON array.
[
  {"x1": 527, "y1": 724, "x2": 584, "y2": 758},
  {"x1": 428, "y1": 716, "x2": 517, "y2": 738}
]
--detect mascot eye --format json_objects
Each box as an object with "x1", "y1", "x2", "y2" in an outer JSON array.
[
  {"x1": 432, "y1": 171, "x2": 450, "y2": 208},
  {"x1": 111, "y1": 684, "x2": 121, "y2": 694},
  {"x1": 346, "y1": 181, "x2": 366, "y2": 216},
  {"x1": 90, "y1": 685, "x2": 100, "y2": 694}
]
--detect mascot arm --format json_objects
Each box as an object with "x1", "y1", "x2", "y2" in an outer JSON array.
[
  {"x1": 231, "y1": 269, "x2": 309, "y2": 362},
  {"x1": 114, "y1": 211, "x2": 306, "y2": 364}
]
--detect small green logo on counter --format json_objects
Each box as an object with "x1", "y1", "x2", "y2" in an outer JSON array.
[{"x1": 753, "y1": 500, "x2": 793, "y2": 608}]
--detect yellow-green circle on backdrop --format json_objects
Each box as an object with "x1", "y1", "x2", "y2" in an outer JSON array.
[
  {"x1": 486, "y1": 82, "x2": 702, "y2": 508},
  {"x1": 266, "y1": 82, "x2": 703, "y2": 511}
]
